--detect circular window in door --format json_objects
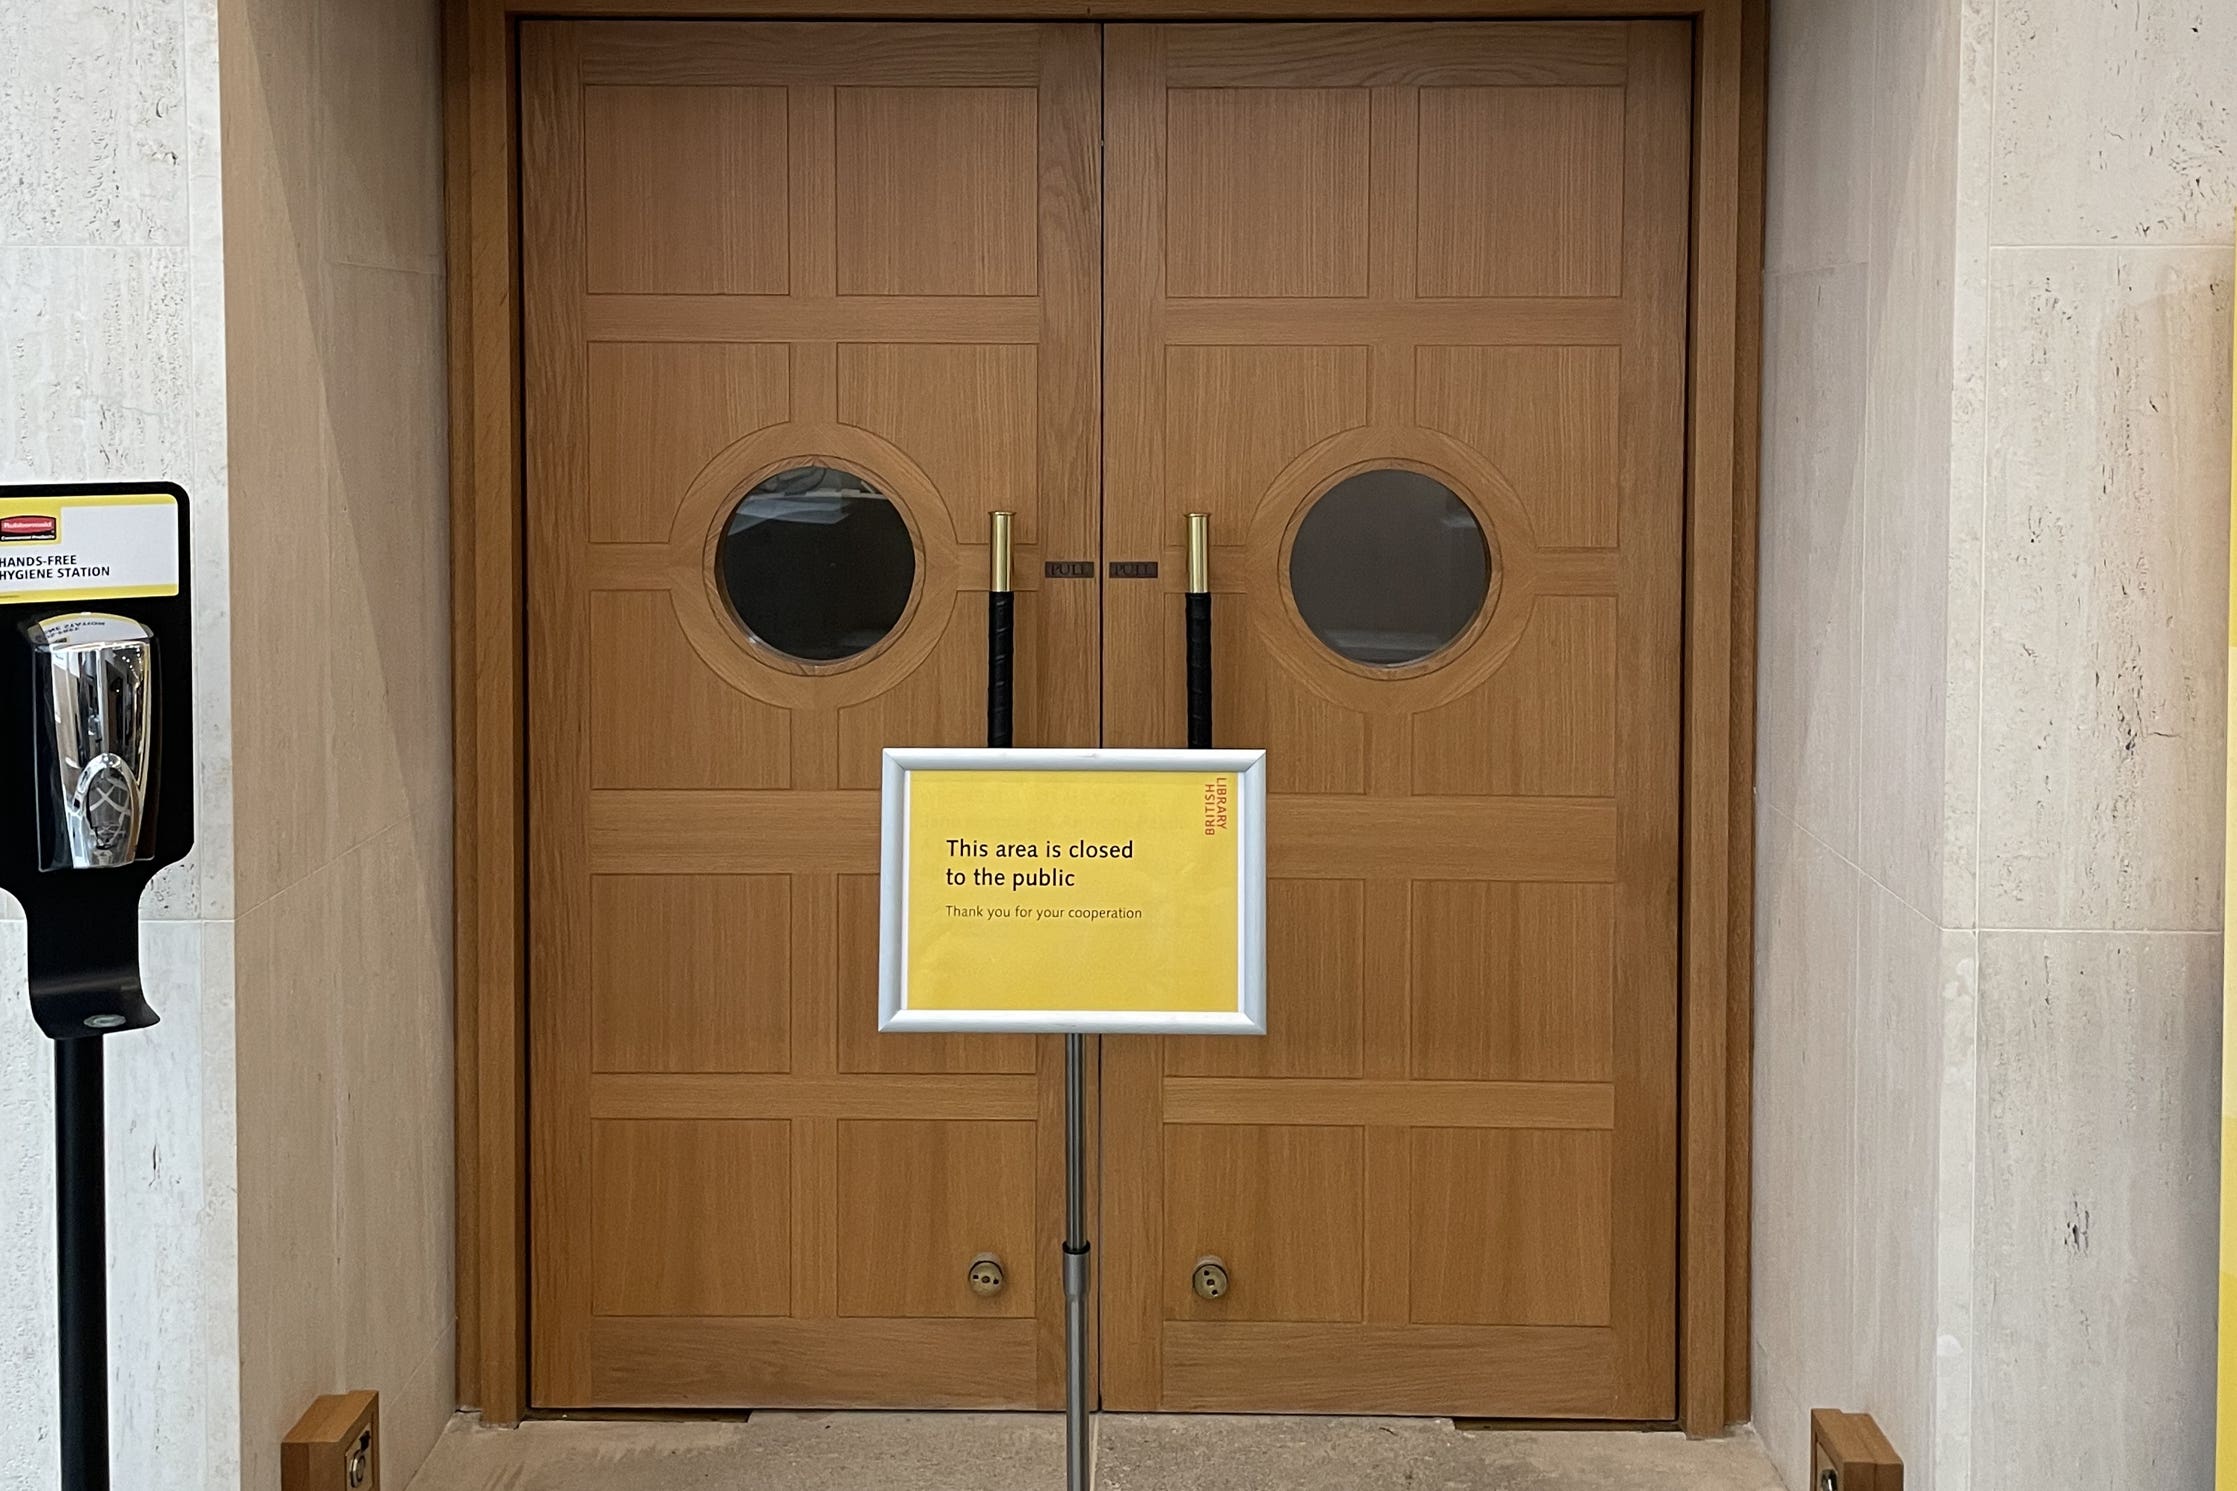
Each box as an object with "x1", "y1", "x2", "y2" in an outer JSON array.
[
  {"x1": 1288, "y1": 468, "x2": 1495, "y2": 668},
  {"x1": 717, "y1": 465, "x2": 916, "y2": 664}
]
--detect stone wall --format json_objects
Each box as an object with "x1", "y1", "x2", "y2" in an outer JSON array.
[{"x1": 1754, "y1": 2, "x2": 2234, "y2": 1488}]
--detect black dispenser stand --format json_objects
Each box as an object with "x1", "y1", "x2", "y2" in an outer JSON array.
[
  {"x1": 0, "y1": 483, "x2": 198, "y2": 1491},
  {"x1": 1186, "y1": 513, "x2": 1212, "y2": 751},
  {"x1": 57, "y1": 1035, "x2": 109, "y2": 1491}
]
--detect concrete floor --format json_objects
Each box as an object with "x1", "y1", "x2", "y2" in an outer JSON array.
[{"x1": 408, "y1": 1412, "x2": 1786, "y2": 1491}]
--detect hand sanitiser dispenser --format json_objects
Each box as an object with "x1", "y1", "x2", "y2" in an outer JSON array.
[
  {"x1": 26, "y1": 613, "x2": 158, "y2": 874},
  {"x1": 0, "y1": 482, "x2": 194, "y2": 1491}
]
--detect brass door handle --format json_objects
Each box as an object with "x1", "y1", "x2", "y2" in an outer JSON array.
[{"x1": 1186, "y1": 513, "x2": 1212, "y2": 749}]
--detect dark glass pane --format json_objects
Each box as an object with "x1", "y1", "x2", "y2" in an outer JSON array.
[
  {"x1": 1288, "y1": 470, "x2": 1491, "y2": 667},
  {"x1": 718, "y1": 466, "x2": 915, "y2": 662}
]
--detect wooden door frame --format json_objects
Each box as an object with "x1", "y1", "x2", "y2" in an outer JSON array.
[{"x1": 445, "y1": 0, "x2": 1764, "y2": 1434}]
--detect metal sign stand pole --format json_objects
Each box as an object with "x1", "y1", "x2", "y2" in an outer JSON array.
[
  {"x1": 1063, "y1": 1035, "x2": 1090, "y2": 1491},
  {"x1": 990, "y1": 511, "x2": 1095, "y2": 1487},
  {"x1": 57, "y1": 1034, "x2": 111, "y2": 1491}
]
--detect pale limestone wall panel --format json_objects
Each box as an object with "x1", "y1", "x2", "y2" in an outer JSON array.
[
  {"x1": 1757, "y1": 5, "x2": 1968, "y2": 1484},
  {"x1": 1765, "y1": 6, "x2": 2236, "y2": 1491},
  {"x1": 180, "y1": 0, "x2": 235, "y2": 928},
  {"x1": 235, "y1": 867, "x2": 343, "y2": 1491},
  {"x1": 1757, "y1": 265, "x2": 1868, "y2": 857},
  {"x1": 223, "y1": 0, "x2": 335, "y2": 913},
  {"x1": 1859, "y1": 0, "x2": 1961, "y2": 916},
  {"x1": 315, "y1": 0, "x2": 443, "y2": 274},
  {"x1": 0, "y1": 247, "x2": 190, "y2": 483},
  {"x1": 0, "y1": 4, "x2": 237, "y2": 1490},
  {"x1": 1972, "y1": 929, "x2": 2218, "y2": 1491},
  {"x1": 224, "y1": 0, "x2": 454, "y2": 1485},
  {"x1": 106, "y1": 921, "x2": 240, "y2": 1489},
  {"x1": 1931, "y1": 928, "x2": 1978, "y2": 1491},
  {"x1": 1941, "y1": 0, "x2": 1995, "y2": 930},
  {"x1": 0, "y1": 921, "x2": 240, "y2": 1491},
  {"x1": 1979, "y1": 246, "x2": 2231, "y2": 930},
  {"x1": 334, "y1": 814, "x2": 455, "y2": 1476},
  {"x1": 0, "y1": 241, "x2": 227, "y2": 918},
  {"x1": 325, "y1": 262, "x2": 451, "y2": 849},
  {"x1": 1765, "y1": 0, "x2": 1873, "y2": 275},
  {"x1": 1854, "y1": 884, "x2": 1943, "y2": 1481},
  {"x1": 0, "y1": 0, "x2": 187, "y2": 245},
  {"x1": 1991, "y1": 0, "x2": 2237, "y2": 246},
  {"x1": 1750, "y1": 807, "x2": 1860, "y2": 1485},
  {"x1": 0, "y1": 931, "x2": 55, "y2": 1484}
]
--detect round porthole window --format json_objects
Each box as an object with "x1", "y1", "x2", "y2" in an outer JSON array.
[
  {"x1": 1288, "y1": 469, "x2": 1493, "y2": 668},
  {"x1": 717, "y1": 465, "x2": 916, "y2": 663}
]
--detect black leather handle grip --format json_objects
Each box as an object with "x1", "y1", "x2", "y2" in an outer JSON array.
[
  {"x1": 987, "y1": 588, "x2": 1015, "y2": 748},
  {"x1": 1185, "y1": 591, "x2": 1212, "y2": 750}
]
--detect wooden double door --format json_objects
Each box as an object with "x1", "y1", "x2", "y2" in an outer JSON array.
[{"x1": 524, "y1": 18, "x2": 1689, "y2": 1418}]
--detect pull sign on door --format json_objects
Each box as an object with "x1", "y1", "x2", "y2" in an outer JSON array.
[{"x1": 877, "y1": 747, "x2": 1268, "y2": 1035}]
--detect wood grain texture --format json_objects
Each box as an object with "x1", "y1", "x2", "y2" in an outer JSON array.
[
  {"x1": 457, "y1": 0, "x2": 1757, "y2": 1427},
  {"x1": 523, "y1": 19, "x2": 597, "y2": 1405},
  {"x1": 1162, "y1": 1125, "x2": 1365, "y2": 1322},
  {"x1": 586, "y1": 592, "x2": 792, "y2": 789},
  {"x1": 835, "y1": 1120, "x2": 1040, "y2": 1318},
  {"x1": 1162, "y1": 22, "x2": 1628, "y2": 85},
  {"x1": 585, "y1": 294, "x2": 1043, "y2": 344},
  {"x1": 1162, "y1": 296, "x2": 1623, "y2": 345},
  {"x1": 1409, "y1": 881, "x2": 1616, "y2": 1082},
  {"x1": 591, "y1": 1073, "x2": 1041, "y2": 1121},
  {"x1": 578, "y1": 19, "x2": 1047, "y2": 84},
  {"x1": 835, "y1": 86, "x2": 1040, "y2": 295},
  {"x1": 1164, "y1": 87, "x2": 1370, "y2": 298},
  {"x1": 1161, "y1": 1078, "x2": 1615, "y2": 1130},
  {"x1": 1681, "y1": 4, "x2": 1751, "y2": 1434},
  {"x1": 1410, "y1": 598, "x2": 1619, "y2": 797},
  {"x1": 583, "y1": 84, "x2": 790, "y2": 293},
  {"x1": 839, "y1": 344, "x2": 1040, "y2": 536},
  {"x1": 587, "y1": 1316, "x2": 1039, "y2": 1406},
  {"x1": 1166, "y1": 879, "x2": 1364, "y2": 1077},
  {"x1": 1407, "y1": 1128, "x2": 1613, "y2": 1325},
  {"x1": 1606, "y1": 19, "x2": 1689, "y2": 1421},
  {"x1": 445, "y1": 0, "x2": 483, "y2": 1409},
  {"x1": 1726, "y1": 0, "x2": 1766, "y2": 1427},
  {"x1": 1164, "y1": 346, "x2": 1369, "y2": 533},
  {"x1": 497, "y1": 0, "x2": 1731, "y2": 13},
  {"x1": 522, "y1": 19, "x2": 1100, "y2": 1410},
  {"x1": 836, "y1": 872, "x2": 1037, "y2": 1074},
  {"x1": 591, "y1": 1119, "x2": 793, "y2": 1315},
  {"x1": 1415, "y1": 345, "x2": 1621, "y2": 547},
  {"x1": 1417, "y1": 84, "x2": 1625, "y2": 297},
  {"x1": 592, "y1": 875, "x2": 792, "y2": 1072},
  {"x1": 587, "y1": 342, "x2": 790, "y2": 542},
  {"x1": 1102, "y1": 18, "x2": 1689, "y2": 1419},
  {"x1": 1159, "y1": 1322, "x2": 1616, "y2": 1415}
]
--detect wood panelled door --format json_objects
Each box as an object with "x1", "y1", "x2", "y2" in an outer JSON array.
[
  {"x1": 1098, "y1": 22, "x2": 1690, "y2": 1418},
  {"x1": 522, "y1": 20, "x2": 1100, "y2": 1408},
  {"x1": 523, "y1": 17, "x2": 1690, "y2": 1418}
]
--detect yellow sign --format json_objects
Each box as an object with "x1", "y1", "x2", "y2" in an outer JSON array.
[
  {"x1": 0, "y1": 490, "x2": 181, "y2": 605},
  {"x1": 879, "y1": 748, "x2": 1267, "y2": 1034}
]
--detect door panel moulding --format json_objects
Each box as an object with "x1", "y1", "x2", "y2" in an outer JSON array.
[{"x1": 445, "y1": 0, "x2": 1762, "y2": 1435}]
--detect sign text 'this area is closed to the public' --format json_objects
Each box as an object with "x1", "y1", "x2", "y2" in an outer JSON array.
[{"x1": 877, "y1": 748, "x2": 1267, "y2": 1035}]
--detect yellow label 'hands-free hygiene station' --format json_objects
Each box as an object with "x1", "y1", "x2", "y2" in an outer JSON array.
[{"x1": 878, "y1": 748, "x2": 1267, "y2": 1035}]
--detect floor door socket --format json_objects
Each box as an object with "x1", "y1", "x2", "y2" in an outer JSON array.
[
  {"x1": 1811, "y1": 1408, "x2": 1901, "y2": 1491},
  {"x1": 283, "y1": 1390, "x2": 380, "y2": 1491}
]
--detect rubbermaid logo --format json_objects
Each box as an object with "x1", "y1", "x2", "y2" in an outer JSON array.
[{"x1": 0, "y1": 515, "x2": 57, "y2": 542}]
